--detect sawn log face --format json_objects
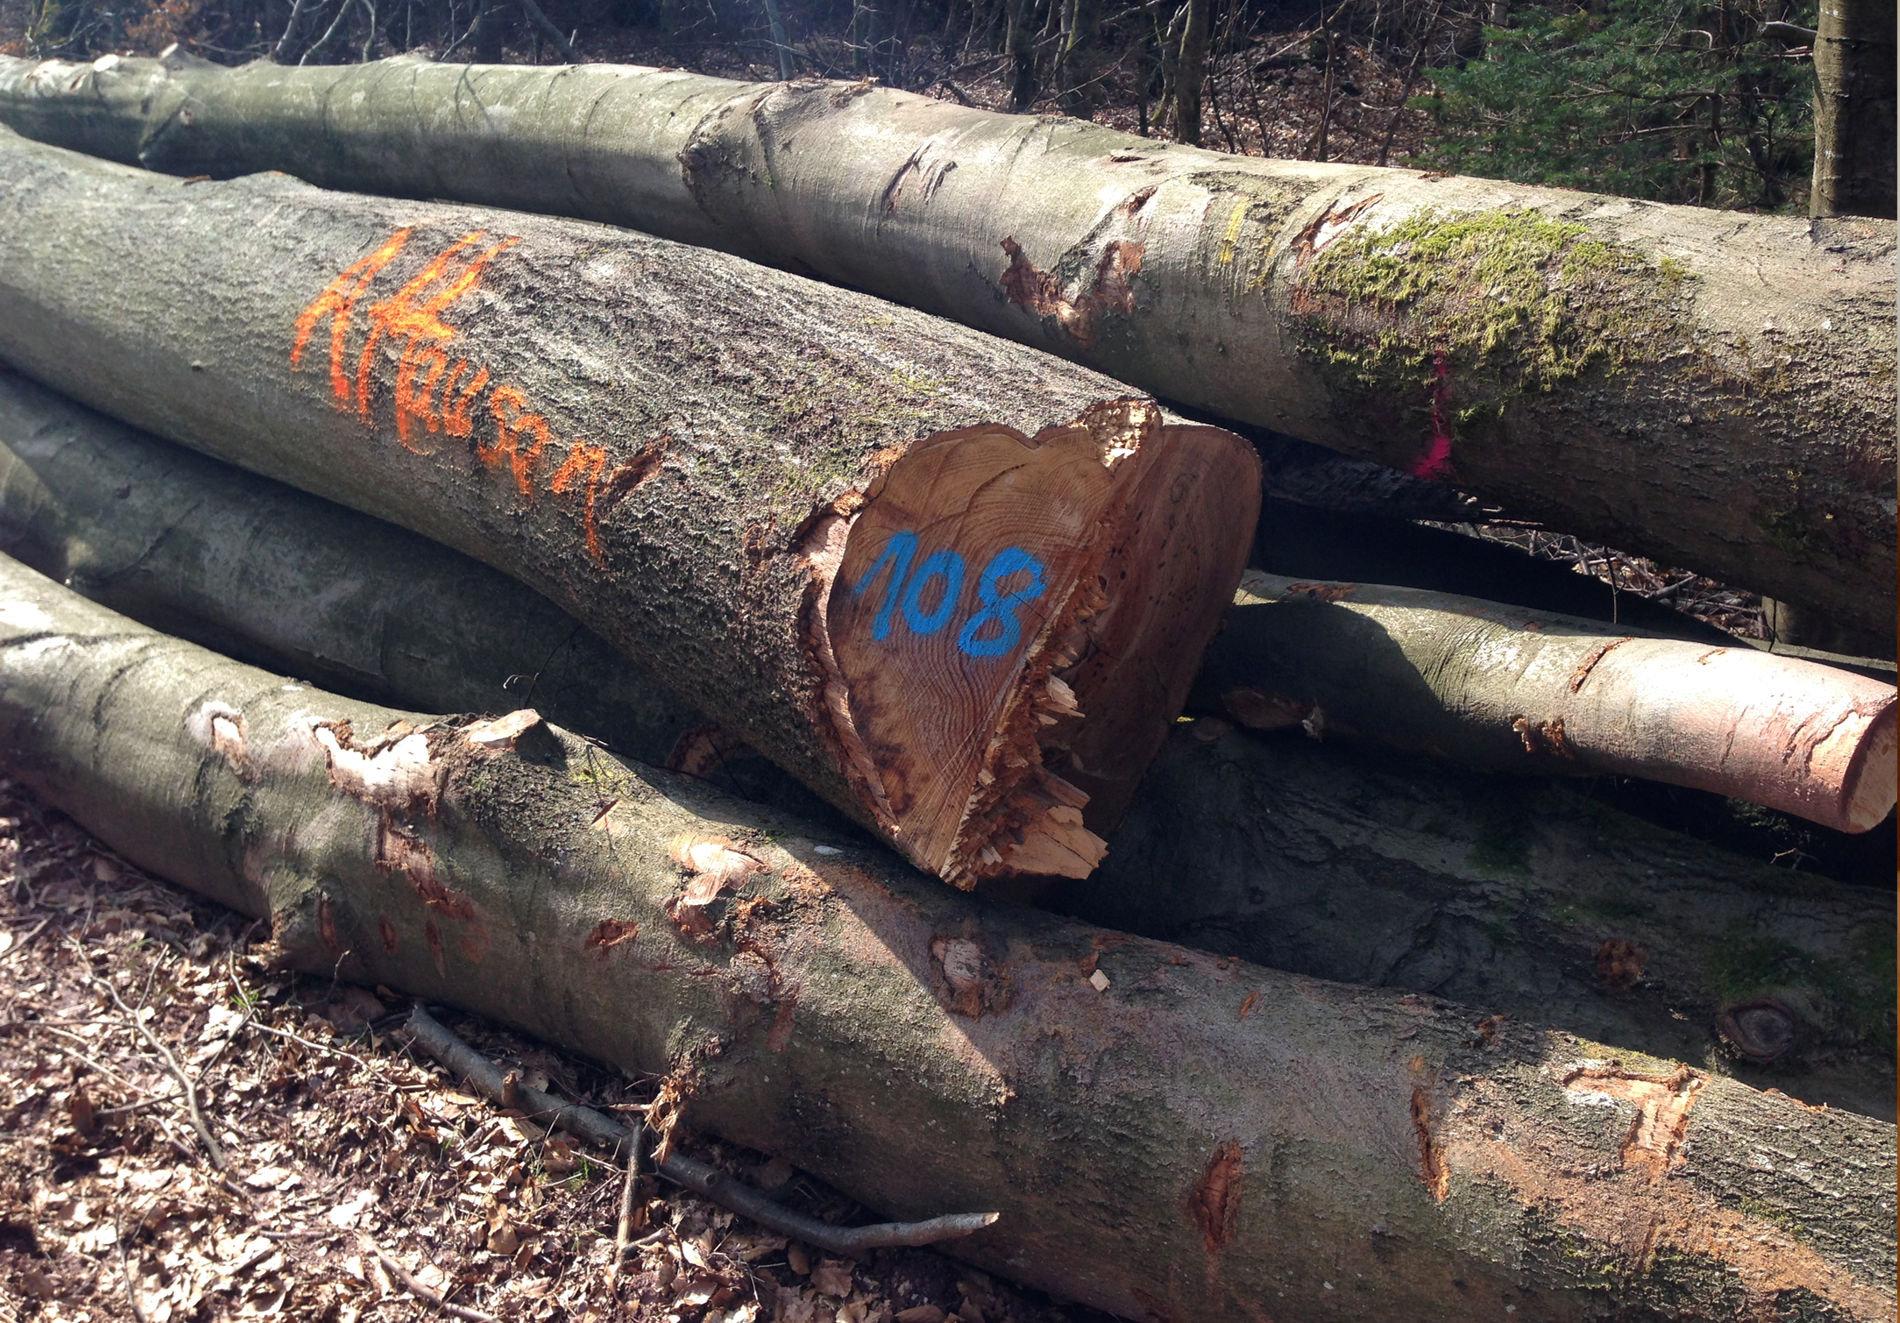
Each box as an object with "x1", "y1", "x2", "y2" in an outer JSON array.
[
  {"x1": 0, "y1": 129, "x2": 1259, "y2": 885},
  {"x1": 0, "y1": 551, "x2": 1893, "y2": 1322}
]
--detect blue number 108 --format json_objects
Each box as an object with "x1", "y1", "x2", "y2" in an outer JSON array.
[{"x1": 852, "y1": 532, "x2": 1048, "y2": 661}]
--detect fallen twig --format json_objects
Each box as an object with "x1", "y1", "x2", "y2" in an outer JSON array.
[
  {"x1": 83, "y1": 956, "x2": 226, "y2": 1170},
  {"x1": 359, "y1": 1235, "x2": 498, "y2": 1323},
  {"x1": 402, "y1": 1005, "x2": 999, "y2": 1255},
  {"x1": 610, "y1": 1115, "x2": 645, "y2": 1281}
]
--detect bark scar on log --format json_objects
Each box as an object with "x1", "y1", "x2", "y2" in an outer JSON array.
[
  {"x1": 1410, "y1": 1086, "x2": 1450, "y2": 1201},
  {"x1": 998, "y1": 237, "x2": 1143, "y2": 348},
  {"x1": 185, "y1": 699, "x2": 249, "y2": 775},
  {"x1": 929, "y1": 934, "x2": 1012, "y2": 1019},
  {"x1": 1290, "y1": 193, "x2": 1383, "y2": 264},
  {"x1": 1567, "y1": 636, "x2": 1632, "y2": 693},
  {"x1": 1188, "y1": 1139, "x2": 1244, "y2": 1253},
  {"x1": 1562, "y1": 1064, "x2": 1704, "y2": 1179}
]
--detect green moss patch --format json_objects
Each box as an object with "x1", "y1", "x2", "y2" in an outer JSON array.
[{"x1": 1292, "y1": 207, "x2": 1691, "y2": 439}]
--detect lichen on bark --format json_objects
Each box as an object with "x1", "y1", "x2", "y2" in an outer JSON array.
[{"x1": 1289, "y1": 207, "x2": 1694, "y2": 441}]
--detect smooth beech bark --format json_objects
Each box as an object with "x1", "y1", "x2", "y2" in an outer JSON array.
[
  {"x1": 2, "y1": 373, "x2": 1893, "y2": 1119},
  {"x1": 1193, "y1": 572, "x2": 1898, "y2": 833},
  {"x1": 0, "y1": 130, "x2": 1260, "y2": 887},
  {"x1": 0, "y1": 50, "x2": 1890, "y2": 639},
  {"x1": 0, "y1": 552, "x2": 1893, "y2": 1322}
]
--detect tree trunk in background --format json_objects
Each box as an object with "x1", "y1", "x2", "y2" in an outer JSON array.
[
  {"x1": 0, "y1": 129, "x2": 1261, "y2": 888},
  {"x1": 1003, "y1": 0, "x2": 1038, "y2": 109},
  {"x1": 3, "y1": 368, "x2": 1893, "y2": 1119},
  {"x1": 1, "y1": 552, "x2": 1893, "y2": 1323},
  {"x1": 1170, "y1": 0, "x2": 1208, "y2": 143},
  {"x1": 1812, "y1": 0, "x2": 1897, "y2": 220},
  {"x1": 0, "y1": 52, "x2": 1888, "y2": 641}
]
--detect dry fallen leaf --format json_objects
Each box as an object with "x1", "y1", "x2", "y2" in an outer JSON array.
[{"x1": 811, "y1": 1258, "x2": 855, "y2": 1299}]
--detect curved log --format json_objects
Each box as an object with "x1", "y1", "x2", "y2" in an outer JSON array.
[
  {"x1": 0, "y1": 129, "x2": 1260, "y2": 886},
  {"x1": 0, "y1": 51, "x2": 1890, "y2": 640},
  {"x1": 0, "y1": 550, "x2": 1893, "y2": 1322}
]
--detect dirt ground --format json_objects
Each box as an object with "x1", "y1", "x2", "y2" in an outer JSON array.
[{"x1": 0, "y1": 776, "x2": 1113, "y2": 1323}]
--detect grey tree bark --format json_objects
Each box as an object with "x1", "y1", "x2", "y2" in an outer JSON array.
[
  {"x1": 0, "y1": 551, "x2": 1893, "y2": 1322},
  {"x1": 2, "y1": 368, "x2": 1892, "y2": 1121},
  {"x1": 1811, "y1": 0, "x2": 1897, "y2": 220},
  {"x1": 0, "y1": 129, "x2": 1260, "y2": 888},
  {"x1": 0, "y1": 50, "x2": 1889, "y2": 640}
]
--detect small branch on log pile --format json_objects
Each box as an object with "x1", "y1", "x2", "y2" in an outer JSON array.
[
  {"x1": 0, "y1": 551, "x2": 1892, "y2": 1321},
  {"x1": 0, "y1": 52, "x2": 1888, "y2": 638},
  {"x1": 3, "y1": 373, "x2": 1891, "y2": 1113},
  {"x1": 0, "y1": 130, "x2": 1260, "y2": 888},
  {"x1": 1193, "y1": 572, "x2": 1897, "y2": 832},
  {"x1": 402, "y1": 1004, "x2": 1000, "y2": 1253}
]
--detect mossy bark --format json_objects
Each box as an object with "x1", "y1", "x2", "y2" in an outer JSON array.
[
  {"x1": 3, "y1": 370, "x2": 1894, "y2": 1124},
  {"x1": 0, "y1": 128, "x2": 1260, "y2": 887},
  {"x1": 0, "y1": 51, "x2": 1890, "y2": 640},
  {"x1": 1, "y1": 551, "x2": 1894, "y2": 1322}
]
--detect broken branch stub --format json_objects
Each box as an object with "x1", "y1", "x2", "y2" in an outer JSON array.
[{"x1": 0, "y1": 129, "x2": 1259, "y2": 886}]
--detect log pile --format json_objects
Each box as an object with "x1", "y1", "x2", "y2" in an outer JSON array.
[{"x1": 0, "y1": 61, "x2": 1893, "y2": 1321}]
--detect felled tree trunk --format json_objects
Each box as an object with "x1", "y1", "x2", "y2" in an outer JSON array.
[
  {"x1": 1193, "y1": 572, "x2": 1897, "y2": 833},
  {"x1": 1065, "y1": 726, "x2": 1899, "y2": 1121},
  {"x1": 0, "y1": 367, "x2": 843, "y2": 818},
  {"x1": 0, "y1": 52, "x2": 1890, "y2": 640},
  {"x1": 0, "y1": 552, "x2": 1893, "y2": 1323},
  {"x1": 0, "y1": 130, "x2": 1260, "y2": 887},
  {"x1": 3, "y1": 371, "x2": 1893, "y2": 1119}
]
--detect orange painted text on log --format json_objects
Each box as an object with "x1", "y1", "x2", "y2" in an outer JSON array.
[{"x1": 290, "y1": 229, "x2": 641, "y2": 564}]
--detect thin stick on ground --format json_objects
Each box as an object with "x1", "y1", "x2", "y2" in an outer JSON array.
[
  {"x1": 403, "y1": 1006, "x2": 1000, "y2": 1256},
  {"x1": 359, "y1": 1235, "x2": 499, "y2": 1323},
  {"x1": 610, "y1": 1115, "x2": 644, "y2": 1282},
  {"x1": 82, "y1": 954, "x2": 226, "y2": 1170}
]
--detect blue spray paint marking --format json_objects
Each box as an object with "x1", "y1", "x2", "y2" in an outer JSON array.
[
  {"x1": 900, "y1": 547, "x2": 966, "y2": 636},
  {"x1": 956, "y1": 547, "x2": 1046, "y2": 658},
  {"x1": 852, "y1": 529, "x2": 918, "y2": 641},
  {"x1": 853, "y1": 531, "x2": 1048, "y2": 659}
]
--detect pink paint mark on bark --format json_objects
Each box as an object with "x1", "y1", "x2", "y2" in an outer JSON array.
[{"x1": 1410, "y1": 351, "x2": 1456, "y2": 481}]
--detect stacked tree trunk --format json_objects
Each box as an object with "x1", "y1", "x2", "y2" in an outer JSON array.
[
  {"x1": 0, "y1": 50, "x2": 1892, "y2": 645},
  {"x1": 0, "y1": 63, "x2": 1894, "y2": 1322}
]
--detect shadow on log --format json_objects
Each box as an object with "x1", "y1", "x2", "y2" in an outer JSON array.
[{"x1": 0, "y1": 550, "x2": 1894, "y2": 1321}]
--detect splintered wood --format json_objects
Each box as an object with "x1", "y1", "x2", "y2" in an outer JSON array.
[{"x1": 823, "y1": 402, "x2": 1258, "y2": 887}]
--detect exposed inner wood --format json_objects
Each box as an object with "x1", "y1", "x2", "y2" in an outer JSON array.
[
  {"x1": 817, "y1": 401, "x2": 1258, "y2": 888},
  {"x1": 1056, "y1": 423, "x2": 1263, "y2": 832}
]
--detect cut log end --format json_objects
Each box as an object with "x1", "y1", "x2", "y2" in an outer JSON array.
[
  {"x1": 817, "y1": 399, "x2": 1259, "y2": 887},
  {"x1": 1840, "y1": 700, "x2": 1897, "y2": 834}
]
